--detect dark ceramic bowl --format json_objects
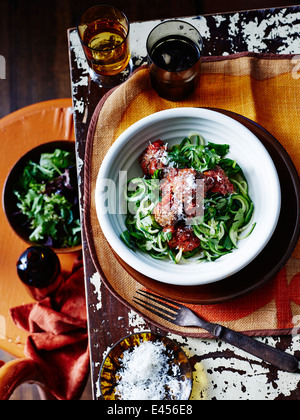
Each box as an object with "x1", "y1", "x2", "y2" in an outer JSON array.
[
  {"x1": 100, "y1": 331, "x2": 193, "y2": 400},
  {"x1": 2, "y1": 140, "x2": 82, "y2": 254}
]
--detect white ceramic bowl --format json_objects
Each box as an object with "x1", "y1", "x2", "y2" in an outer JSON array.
[{"x1": 95, "y1": 108, "x2": 281, "y2": 286}]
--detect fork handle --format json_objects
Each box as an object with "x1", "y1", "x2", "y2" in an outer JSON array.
[{"x1": 209, "y1": 324, "x2": 299, "y2": 373}]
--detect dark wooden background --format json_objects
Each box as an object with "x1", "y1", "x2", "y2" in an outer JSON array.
[{"x1": 0, "y1": 0, "x2": 298, "y2": 119}]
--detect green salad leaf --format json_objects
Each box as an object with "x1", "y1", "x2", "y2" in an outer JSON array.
[
  {"x1": 14, "y1": 149, "x2": 81, "y2": 249},
  {"x1": 168, "y1": 136, "x2": 230, "y2": 172}
]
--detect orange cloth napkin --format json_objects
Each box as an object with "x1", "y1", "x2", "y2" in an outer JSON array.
[
  {"x1": 10, "y1": 258, "x2": 89, "y2": 400},
  {"x1": 85, "y1": 53, "x2": 300, "y2": 338}
]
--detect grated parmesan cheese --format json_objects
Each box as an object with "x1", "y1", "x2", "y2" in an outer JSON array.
[{"x1": 114, "y1": 340, "x2": 189, "y2": 400}]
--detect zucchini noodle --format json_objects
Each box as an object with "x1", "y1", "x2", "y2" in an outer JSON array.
[{"x1": 121, "y1": 135, "x2": 256, "y2": 263}]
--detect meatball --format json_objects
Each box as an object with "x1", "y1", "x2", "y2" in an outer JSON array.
[
  {"x1": 164, "y1": 223, "x2": 200, "y2": 253},
  {"x1": 153, "y1": 168, "x2": 205, "y2": 227},
  {"x1": 204, "y1": 166, "x2": 235, "y2": 195},
  {"x1": 139, "y1": 140, "x2": 169, "y2": 177}
]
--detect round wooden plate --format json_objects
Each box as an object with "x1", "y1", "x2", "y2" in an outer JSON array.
[{"x1": 114, "y1": 109, "x2": 300, "y2": 304}]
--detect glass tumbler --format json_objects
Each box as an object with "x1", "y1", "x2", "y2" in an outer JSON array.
[
  {"x1": 147, "y1": 20, "x2": 203, "y2": 101},
  {"x1": 77, "y1": 5, "x2": 131, "y2": 85}
]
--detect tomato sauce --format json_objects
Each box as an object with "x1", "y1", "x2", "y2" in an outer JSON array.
[{"x1": 140, "y1": 141, "x2": 234, "y2": 253}]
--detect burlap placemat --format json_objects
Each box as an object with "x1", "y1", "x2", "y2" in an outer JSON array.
[{"x1": 84, "y1": 52, "x2": 300, "y2": 338}]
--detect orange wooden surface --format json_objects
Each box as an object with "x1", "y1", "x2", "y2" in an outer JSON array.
[
  {"x1": 0, "y1": 359, "x2": 41, "y2": 400},
  {"x1": 0, "y1": 99, "x2": 78, "y2": 358}
]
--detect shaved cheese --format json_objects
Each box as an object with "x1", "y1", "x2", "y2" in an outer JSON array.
[{"x1": 114, "y1": 340, "x2": 189, "y2": 400}]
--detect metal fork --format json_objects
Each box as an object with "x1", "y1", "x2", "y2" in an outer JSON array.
[{"x1": 134, "y1": 290, "x2": 299, "y2": 373}]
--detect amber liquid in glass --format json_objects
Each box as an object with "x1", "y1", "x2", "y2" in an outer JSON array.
[{"x1": 83, "y1": 19, "x2": 130, "y2": 76}]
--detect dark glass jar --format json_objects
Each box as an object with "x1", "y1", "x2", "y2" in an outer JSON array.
[{"x1": 17, "y1": 246, "x2": 64, "y2": 301}]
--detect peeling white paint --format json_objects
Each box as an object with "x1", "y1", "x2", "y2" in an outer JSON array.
[
  {"x1": 228, "y1": 13, "x2": 240, "y2": 38},
  {"x1": 214, "y1": 15, "x2": 226, "y2": 28},
  {"x1": 74, "y1": 99, "x2": 85, "y2": 115},
  {"x1": 69, "y1": 31, "x2": 89, "y2": 115},
  {"x1": 75, "y1": 149, "x2": 84, "y2": 176},
  {"x1": 167, "y1": 333, "x2": 300, "y2": 400},
  {"x1": 90, "y1": 271, "x2": 102, "y2": 311},
  {"x1": 191, "y1": 16, "x2": 211, "y2": 40},
  {"x1": 95, "y1": 373, "x2": 101, "y2": 400},
  {"x1": 227, "y1": 9, "x2": 300, "y2": 54},
  {"x1": 127, "y1": 310, "x2": 147, "y2": 332},
  {"x1": 69, "y1": 31, "x2": 89, "y2": 72}
]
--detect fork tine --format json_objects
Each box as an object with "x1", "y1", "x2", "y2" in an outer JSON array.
[
  {"x1": 134, "y1": 293, "x2": 177, "y2": 317},
  {"x1": 136, "y1": 289, "x2": 183, "y2": 311},
  {"x1": 133, "y1": 296, "x2": 176, "y2": 323}
]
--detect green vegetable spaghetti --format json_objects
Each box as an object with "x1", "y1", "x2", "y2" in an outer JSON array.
[{"x1": 121, "y1": 135, "x2": 255, "y2": 263}]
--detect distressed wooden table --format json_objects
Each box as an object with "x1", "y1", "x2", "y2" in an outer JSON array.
[{"x1": 68, "y1": 6, "x2": 300, "y2": 400}]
